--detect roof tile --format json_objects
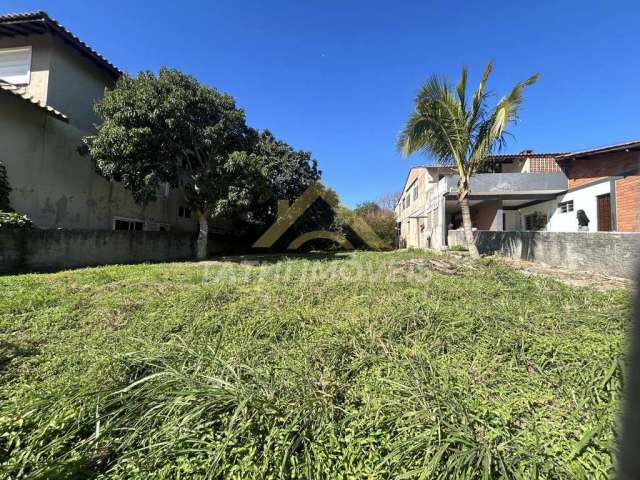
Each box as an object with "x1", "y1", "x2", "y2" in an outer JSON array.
[
  {"x1": 0, "y1": 82, "x2": 68, "y2": 122},
  {"x1": 0, "y1": 11, "x2": 121, "y2": 77}
]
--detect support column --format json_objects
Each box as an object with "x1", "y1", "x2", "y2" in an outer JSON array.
[
  {"x1": 610, "y1": 176, "x2": 618, "y2": 231},
  {"x1": 438, "y1": 195, "x2": 447, "y2": 248},
  {"x1": 495, "y1": 200, "x2": 504, "y2": 231}
]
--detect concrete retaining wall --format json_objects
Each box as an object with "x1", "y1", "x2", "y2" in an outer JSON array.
[
  {"x1": 448, "y1": 230, "x2": 640, "y2": 279},
  {"x1": 0, "y1": 230, "x2": 228, "y2": 273}
]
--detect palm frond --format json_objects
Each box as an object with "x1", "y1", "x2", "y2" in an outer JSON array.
[
  {"x1": 468, "y1": 72, "x2": 540, "y2": 171},
  {"x1": 466, "y1": 60, "x2": 493, "y2": 150},
  {"x1": 397, "y1": 111, "x2": 434, "y2": 156},
  {"x1": 399, "y1": 62, "x2": 539, "y2": 179},
  {"x1": 456, "y1": 66, "x2": 468, "y2": 114},
  {"x1": 471, "y1": 61, "x2": 493, "y2": 121},
  {"x1": 490, "y1": 73, "x2": 540, "y2": 139}
]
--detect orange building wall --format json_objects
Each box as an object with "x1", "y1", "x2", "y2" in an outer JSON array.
[
  {"x1": 616, "y1": 175, "x2": 640, "y2": 232},
  {"x1": 562, "y1": 151, "x2": 638, "y2": 188},
  {"x1": 473, "y1": 201, "x2": 498, "y2": 230}
]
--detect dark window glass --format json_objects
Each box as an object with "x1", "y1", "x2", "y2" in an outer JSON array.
[
  {"x1": 525, "y1": 214, "x2": 547, "y2": 231},
  {"x1": 114, "y1": 220, "x2": 129, "y2": 231},
  {"x1": 559, "y1": 200, "x2": 574, "y2": 214},
  {"x1": 178, "y1": 206, "x2": 192, "y2": 218},
  {"x1": 525, "y1": 215, "x2": 533, "y2": 230}
]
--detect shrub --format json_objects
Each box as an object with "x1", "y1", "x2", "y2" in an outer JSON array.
[
  {"x1": 0, "y1": 212, "x2": 32, "y2": 229},
  {"x1": 0, "y1": 160, "x2": 11, "y2": 211},
  {"x1": 351, "y1": 202, "x2": 396, "y2": 248}
]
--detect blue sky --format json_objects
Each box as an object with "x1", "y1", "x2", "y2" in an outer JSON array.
[{"x1": 5, "y1": 1, "x2": 639, "y2": 206}]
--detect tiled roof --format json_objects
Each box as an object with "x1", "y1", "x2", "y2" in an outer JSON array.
[
  {"x1": 0, "y1": 82, "x2": 68, "y2": 122},
  {"x1": 0, "y1": 11, "x2": 121, "y2": 78},
  {"x1": 558, "y1": 140, "x2": 640, "y2": 159},
  {"x1": 408, "y1": 164, "x2": 456, "y2": 170},
  {"x1": 486, "y1": 151, "x2": 568, "y2": 160}
]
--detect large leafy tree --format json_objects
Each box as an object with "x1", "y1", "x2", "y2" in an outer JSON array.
[
  {"x1": 84, "y1": 68, "x2": 268, "y2": 259},
  {"x1": 398, "y1": 61, "x2": 539, "y2": 258},
  {"x1": 236, "y1": 131, "x2": 345, "y2": 249},
  {"x1": 250, "y1": 130, "x2": 320, "y2": 224}
]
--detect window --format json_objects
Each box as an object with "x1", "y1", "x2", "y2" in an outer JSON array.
[
  {"x1": 145, "y1": 222, "x2": 170, "y2": 232},
  {"x1": 524, "y1": 212, "x2": 547, "y2": 231},
  {"x1": 114, "y1": 218, "x2": 144, "y2": 231},
  {"x1": 113, "y1": 217, "x2": 169, "y2": 231},
  {"x1": 406, "y1": 195, "x2": 411, "y2": 208},
  {"x1": 524, "y1": 215, "x2": 534, "y2": 231},
  {"x1": 178, "y1": 206, "x2": 192, "y2": 219},
  {"x1": 412, "y1": 187, "x2": 418, "y2": 201},
  {"x1": 558, "y1": 200, "x2": 574, "y2": 214},
  {"x1": 0, "y1": 46, "x2": 32, "y2": 85}
]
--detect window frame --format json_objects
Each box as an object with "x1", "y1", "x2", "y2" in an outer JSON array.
[
  {"x1": 113, "y1": 216, "x2": 144, "y2": 231},
  {"x1": 558, "y1": 200, "x2": 574, "y2": 214},
  {"x1": 178, "y1": 206, "x2": 193, "y2": 219},
  {"x1": 525, "y1": 215, "x2": 533, "y2": 231},
  {"x1": 0, "y1": 46, "x2": 32, "y2": 85},
  {"x1": 524, "y1": 213, "x2": 548, "y2": 231},
  {"x1": 112, "y1": 216, "x2": 169, "y2": 232}
]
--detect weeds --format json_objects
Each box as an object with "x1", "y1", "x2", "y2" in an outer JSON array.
[{"x1": 0, "y1": 251, "x2": 631, "y2": 478}]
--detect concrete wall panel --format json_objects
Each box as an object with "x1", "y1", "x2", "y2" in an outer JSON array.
[
  {"x1": 0, "y1": 230, "x2": 230, "y2": 273},
  {"x1": 448, "y1": 230, "x2": 640, "y2": 279}
]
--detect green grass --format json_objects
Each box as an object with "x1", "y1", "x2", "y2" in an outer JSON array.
[{"x1": 0, "y1": 251, "x2": 631, "y2": 479}]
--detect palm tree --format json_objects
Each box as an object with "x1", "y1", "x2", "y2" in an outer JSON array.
[{"x1": 398, "y1": 61, "x2": 539, "y2": 259}]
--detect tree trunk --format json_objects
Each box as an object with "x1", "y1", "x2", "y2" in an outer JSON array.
[
  {"x1": 459, "y1": 189, "x2": 480, "y2": 259},
  {"x1": 197, "y1": 211, "x2": 209, "y2": 260}
]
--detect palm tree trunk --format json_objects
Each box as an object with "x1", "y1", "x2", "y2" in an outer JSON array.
[
  {"x1": 196, "y1": 210, "x2": 209, "y2": 260},
  {"x1": 459, "y1": 189, "x2": 480, "y2": 259}
]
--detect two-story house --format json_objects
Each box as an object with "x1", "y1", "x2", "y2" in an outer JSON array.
[
  {"x1": 396, "y1": 141, "x2": 639, "y2": 249},
  {"x1": 0, "y1": 11, "x2": 198, "y2": 232},
  {"x1": 394, "y1": 166, "x2": 451, "y2": 248}
]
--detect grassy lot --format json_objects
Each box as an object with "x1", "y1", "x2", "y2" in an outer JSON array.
[{"x1": 0, "y1": 251, "x2": 631, "y2": 479}]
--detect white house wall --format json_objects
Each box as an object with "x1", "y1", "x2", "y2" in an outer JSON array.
[{"x1": 517, "y1": 180, "x2": 610, "y2": 232}]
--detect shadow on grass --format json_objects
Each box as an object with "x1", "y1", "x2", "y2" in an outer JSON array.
[
  {"x1": 0, "y1": 340, "x2": 39, "y2": 373},
  {"x1": 210, "y1": 251, "x2": 352, "y2": 266}
]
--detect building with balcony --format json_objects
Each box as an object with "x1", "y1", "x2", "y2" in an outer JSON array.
[{"x1": 395, "y1": 143, "x2": 640, "y2": 249}]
